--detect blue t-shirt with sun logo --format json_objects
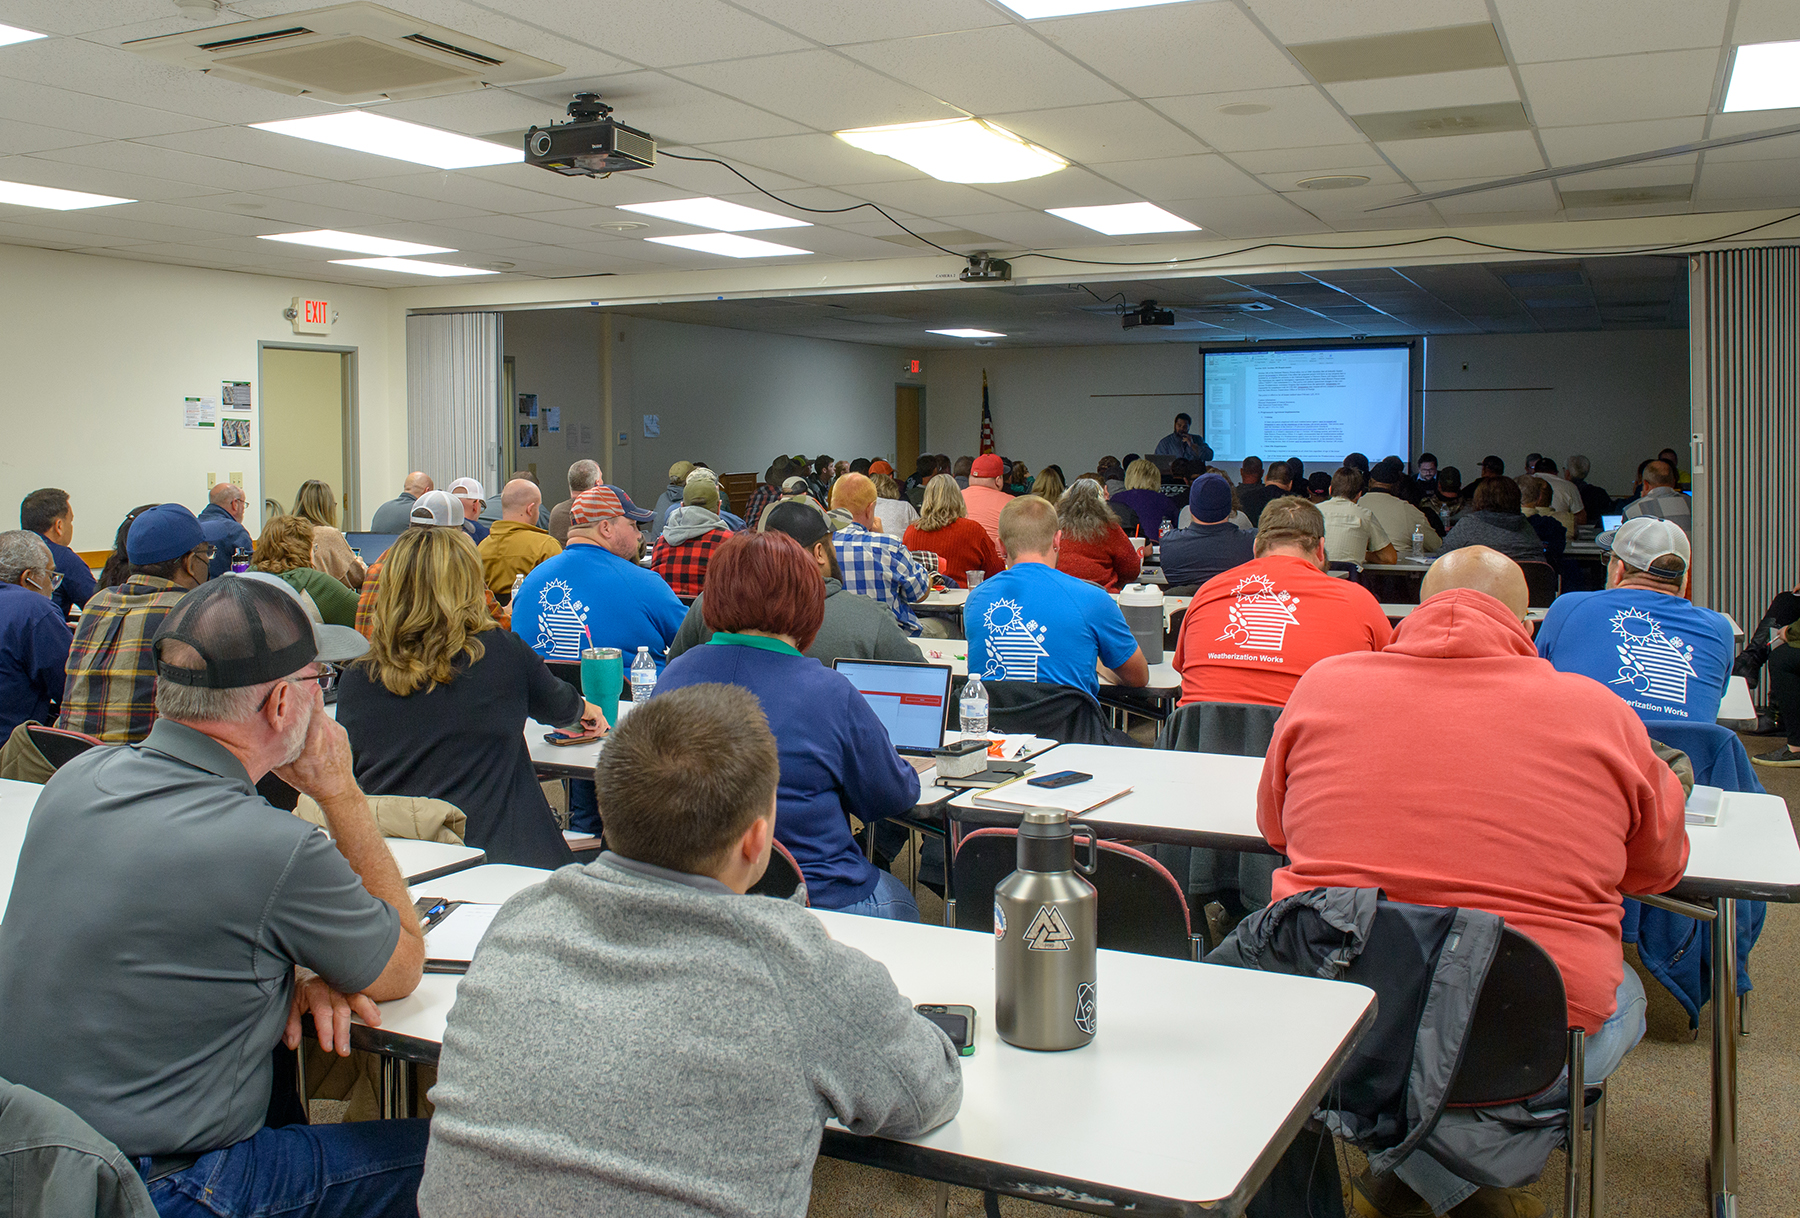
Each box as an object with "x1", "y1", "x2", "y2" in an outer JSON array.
[
  {"x1": 1536, "y1": 588, "x2": 1735, "y2": 723},
  {"x1": 965, "y1": 562, "x2": 1142, "y2": 697}
]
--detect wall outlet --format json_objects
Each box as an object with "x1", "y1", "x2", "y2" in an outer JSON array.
[
  {"x1": 228, "y1": 472, "x2": 242, "y2": 487},
  {"x1": 206, "y1": 472, "x2": 216, "y2": 492}
]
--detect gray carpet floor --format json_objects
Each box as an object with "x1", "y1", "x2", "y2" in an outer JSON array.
[{"x1": 807, "y1": 727, "x2": 1800, "y2": 1217}]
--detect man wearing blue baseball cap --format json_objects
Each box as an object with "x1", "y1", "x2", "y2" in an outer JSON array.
[{"x1": 57, "y1": 502, "x2": 236, "y2": 742}]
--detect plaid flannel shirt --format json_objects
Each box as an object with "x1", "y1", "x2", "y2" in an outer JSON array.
[
  {"x1": 742, "y1": 483, "x2": 779, "y2": 527},
  {"x1": 651, "y1": 528, "x2": 730, "y2": 597},
  {"x1": 356, "y1": 556, "x2": 508, "y2": 638},
  {"x1": 832, "y1": 523, "x2": 930, "y2": 635},
  {"x1": 57, "y1": 575, "x2": 188, "y2": 743}
]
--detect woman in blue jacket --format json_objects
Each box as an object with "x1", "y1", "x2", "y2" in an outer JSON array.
[{"x1": 656, "y1": 530, "x2": 923, "y2": 920}]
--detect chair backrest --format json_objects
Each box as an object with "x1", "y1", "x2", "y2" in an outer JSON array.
[
  {"x1": 985, "y1": 680, "x2": 1138, "y2": 747},
  {"x1": 749, "y1": 838, "x2": 808, "y2": 905},
  {"x1": 953, "y1": 828, "x2": 1193, "y2": 959},
  {"x1": 23, "y1": 724, "x2": 100, "y2": 770},
  {"x1": 1445, "y1": 927, "x2": 1569, "y2": 1106},
  {"x1": 1158, "y1": 700, "x2": 1282, "y2": 757},
  {"x1": 1518, "y1": 560, "x2": 1558, "y2": 608}
]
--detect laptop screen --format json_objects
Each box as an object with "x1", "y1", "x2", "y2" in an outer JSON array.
[
  {"x1": 833, "y1": 659, "x2": 952, "y2": 755},
  {"x1": 1600, "y1": 514, "x2": 1623, "y2": 532}
]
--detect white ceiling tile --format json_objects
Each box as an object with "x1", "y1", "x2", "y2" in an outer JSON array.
[
  {"x1": 0, "y1": 0, "x2": 192, "y2": 36},
  {"x1": 1379, "y1": 129, "x2": 1545, "y2": 179},
  {"x1": 348, "y1": 169, "x2": 588, "y2": 216},
  {"x1": 931, "y1": 209, "x2": 1109, "y2": 247},
  {"x1": 976, "y1": 166, "x2": 1145, "y2": 209},
  {"x1": 1256, "y1": 161, "x2": 1405, "y2": 191},
  {"x1": 1703, "y1": 113, "x2": 1800, "y2": 151},
  {"x1": 0, "y1": 117, "x2": 108, "y2": 156},
  {"x1": 1536, "y1": 117, "x2": 1707, "y2": 165},
  {"x1": 1157, "y1": 192, "x2": 1333, "y2": 238},
  {"x1": 1552, "y1": 160, "x2": 1698, "y2": 189},
  {"x1": 275, "y1": 180, "x2": 489, "y2": 222},
  {"x1": 511, "y1": 72, "x2": 812, "y2": 145},
  {"x1": 1421, "y1": 179, "x2": 1560, "y2": 215},
  {"x1": 840, "y1": 27, "x2": 1126, "y2": 114},
  {"x1": 1037, "y1": 4, "x2": 1306, "y2": 99},
  {"x1": 0, "y1": 38, "x2": 328, "y2": 126},
  {"x1": 987, "y1": 102, "x2": 1207, "y2": 165},
  {"x1": 429, "y1": 212, "x2": 615, "y2": 245},
  {"x1": 664, "y1": 54, "x2": 956, "y2": 134},
  {"x1": 844, "y1": 178, "x2": 1024, "y2": 217},
  {"x1": 1244, "y1": 0, "x2": 1490, "y2": 44},
  {"x1": 134, "y1": 125, "x2": 469, "y2": 182},
  {"x1": 726, "y1": 0, "x2": 1011, "y2": 45},
  {"x1": 1230, "y1": 142, "x2": 1383, "y2": 173},
  {"x1": 1326, "y1": 67, "x2": 1518, "y2": 115},
  {"x1": 1089, "y1": 153, "x2": 1269, "y2": 199},
  {"x1": 1276, "y1": 180, "x2": 1432, "y2": 215},
  {"x1": 1695, "y1": 159, "x2": 1800, "y2": 200},
  {"x1": 0, "y1": 76, "x2": 216, "y2": 139},
  {"x1": 1518, "y1": 50, "x2": 1721, "y2": 126},
  {"x1": 1730, "y1": 0, "x2": 1800, "y2": 44},
  {"x1": 522, "y1": 0, "x2": 811, "y2": 67},
  {"x1": 370, "y1": 90, "x2": 570, "y2": 139},
  {"x1": 688, "y1": 133, "x2": 915, "y2": 187},
  {"x1": 0, "y1": 153, "x2": 226, "y2": 202},
  {"x1": 35, "y1": 139, "x2": 322, "y2": 193},
  {"x1": 1494, "y1": 0, "x2": 1731, "y2": 62},
  {"x1": 1153, "y1": 87, "x2": 1365, "y2": 151}
]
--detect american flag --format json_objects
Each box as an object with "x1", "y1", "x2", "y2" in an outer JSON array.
[{"x1": 979, "y1": 369, "x2": 995, "y2": 455}]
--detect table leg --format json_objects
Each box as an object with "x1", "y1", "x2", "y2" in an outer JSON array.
[
  {"x1": 378, "y1": 1056, "x2": 416, "y2": 1120},
  {"x1": 944, "y1": 817, "x2": 962, "y2": 928},
  {"x1": 1710, "y1": 896, "x2": 1739, "y2": 1218}
]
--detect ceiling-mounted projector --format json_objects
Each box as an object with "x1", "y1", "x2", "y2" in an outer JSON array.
[
  {"x1": 1123, "y1": 300, "x2": 1175, "y2": 329},
  {"x1": 526, "y1": 93, "x2": 655, "y2": 177}
]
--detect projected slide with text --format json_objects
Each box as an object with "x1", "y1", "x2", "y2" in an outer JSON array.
[{"x1": 1203, "y1": 346, "x2": 1410, "y2": 465}]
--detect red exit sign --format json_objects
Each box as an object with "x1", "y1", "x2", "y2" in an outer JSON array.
[{"x1": 290, "y1": 296, "x2": 332, "y2": 334}]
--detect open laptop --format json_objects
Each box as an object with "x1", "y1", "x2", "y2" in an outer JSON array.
[
  {"x1": 1600, "y1": 514, "x2": 1623, "y2": 533},
  {"x1": 832, "y1": 658, "x2": 954, "y2": 772}
]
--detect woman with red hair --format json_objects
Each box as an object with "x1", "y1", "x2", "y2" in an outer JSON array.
[{"x1": 655, "y1": 531, "x2": 923, "y2": 919}]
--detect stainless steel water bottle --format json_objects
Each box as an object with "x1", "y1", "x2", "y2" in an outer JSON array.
[{"x1": 995, "y1": 808, "x2": 1099, "y2": 1050}]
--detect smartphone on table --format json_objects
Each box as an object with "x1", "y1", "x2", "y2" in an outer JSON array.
[
  {"x1": 1027, "y1": 770, "x2": 1092, "y2": 789},
  {"x1": 915, "y1": 1004, "x2": 977, "y2": 1056}
]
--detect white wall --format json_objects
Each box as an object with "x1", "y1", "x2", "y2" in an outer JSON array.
[
  {"x1": 1420, "y1": 330, "x2": 1688, "y2": 492},
  {"x1": 611, "y1": 316, "x2": 916, "y2": 507},
  {"x1": 924, "y1": 344, "x2": 1201, "y2": 475},
  {"x1": 925, "y1": 331, "x2": 1688, "y2": 491},
  {"x1": 504, "y1": 310, "x2": 604, "y2": 502},
  {"x1": 0, "y1": 244, "x2": 396, "y2": 549}
]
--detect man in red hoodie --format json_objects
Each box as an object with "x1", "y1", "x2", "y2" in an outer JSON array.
[{"x1": 1260, "y1": 546, "x2": 1689, "y2": 1218}]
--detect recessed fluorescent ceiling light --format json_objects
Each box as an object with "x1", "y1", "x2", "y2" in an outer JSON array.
[
  {"x1": 835, "y1": 118, "x2": 1066, "y2": 184},
  {"x1": 646, "y1": 233, "x2": 813, "y2": 258},
  {"x1": 617, "y1": 197, "x2": 810, "y2": 231},
  {"x1": 0, "y1": 180, "x2": 134, "y2": 210},
  {"x1": 329, "y1": 258, "x2": 498, "y2": 277},
  {"x1": 1047, "y1": 202, "x2": 1199, "y2": 235},
  {"x1": 1723, "y1": 40, "x2": 1800, "y2": 112},
  {"x1": 928, "y1": 328, "x2": 1006, "y2": 338},
  {"x1": 998, "y1": 0, "x2": 1190, "y2": 16},
  {"x1": 260, "y1": 230, "x2": 456, "y2": 257},
  {"x1": 0, "y1": 22, "x2": 47, "y2": 47},
  {"x1": 250, "y1": 112, "x2": 521, "y2": 169}
]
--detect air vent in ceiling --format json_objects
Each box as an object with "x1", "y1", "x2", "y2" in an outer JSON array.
[{"x1": 126, "y1": 3, "x2": 563, "y2": 105}]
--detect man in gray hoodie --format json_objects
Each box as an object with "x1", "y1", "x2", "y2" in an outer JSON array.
[{"x1": 417, "y1": 683, "x2": 963, "y2": 1217}]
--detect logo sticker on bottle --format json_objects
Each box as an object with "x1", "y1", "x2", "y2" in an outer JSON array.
[
  {"x1": 1023, "y1": 904, "x2": 1075, "y2": 951},
  {"x1": 993, "y1": 902, "x2": 1006, "y2": 941},
  {"x1": 1074, "y1": 982, "x2": 1097, "y2": 1035}
]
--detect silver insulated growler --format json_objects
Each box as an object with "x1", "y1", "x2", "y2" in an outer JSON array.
[{"x1": 994, "y1": 808, "x2": 1099, "y2": 1050}]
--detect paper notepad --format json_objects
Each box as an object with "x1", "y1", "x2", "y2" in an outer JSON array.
[
  {"x1": 1685, "y1": 785, "x2": 1723, "y2": 827},
  {"x1": 425, "y1": 903, "x2": 499, "y2": 972},
  {"x1": 971, "y1": 774, "x2": 1133, "y2": 816}
]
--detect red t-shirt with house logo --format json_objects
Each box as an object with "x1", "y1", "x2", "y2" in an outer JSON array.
[{"x1": 1173, "y1": 554, "x2": 1393, "y2": 707}]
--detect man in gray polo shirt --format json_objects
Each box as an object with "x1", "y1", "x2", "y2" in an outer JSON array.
[
  {"x1": 418, "y1": 683, "x2": 962, "y2": 1216},
  {"x1": 0, "y1": 577, "x2": 428, "y2": 1217}
]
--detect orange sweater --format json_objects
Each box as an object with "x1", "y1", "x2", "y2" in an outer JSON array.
[{"x1": 1054, "y1": 524, "x2": 1142, "y2": 592}]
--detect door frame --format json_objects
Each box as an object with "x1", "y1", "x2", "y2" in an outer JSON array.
[{"x1": 257, "y1": 342, "x2": 360, "y2": 528}]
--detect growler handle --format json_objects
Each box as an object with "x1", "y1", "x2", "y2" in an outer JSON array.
[{"x1": 1072, "y1": 824, "x2": 1098, "y2": 876}]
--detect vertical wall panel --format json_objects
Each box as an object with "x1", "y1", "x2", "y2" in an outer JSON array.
[
  {"x1": 406, "y1": 312, "x2": 502, "y2": 491},
  {"x1": 1691, "y1": 249, "x2": 1800, "y2": 651}
]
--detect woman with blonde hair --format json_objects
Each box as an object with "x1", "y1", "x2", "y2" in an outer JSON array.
[
  {"x1": 1027, "y1": 466, "x2": 1065, "y2": 505},
  {"x1": 1055, "y1": 479, "x2": 1142, "y2": 591},
  {"x1": 903, "y1": 474, "x2": 1004, "y2": 588},
  {"x1": 335, "y1": 525, "x2": 604, "y2": 868},
  {"x1": 252, "y1": 515, "x2": 360, "y2": 627},
  {"x1": 292, "y1": 479, "x2": 366, "y2": 588},
  {"x1": 870, "y1": 470, "x2": 919, "y2": 539},
  {"x1": 1109, "y1": 457, "x2": 1178, "y2": 539}
]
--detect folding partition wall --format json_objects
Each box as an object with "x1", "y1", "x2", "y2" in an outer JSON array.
[{"x1": 406, "y1": 312, "x2": 503, "y2": 494}]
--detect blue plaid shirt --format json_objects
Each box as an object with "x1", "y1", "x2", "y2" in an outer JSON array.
[{"x1": 832, "y1": 523, "x2": 930, "y2": 635}]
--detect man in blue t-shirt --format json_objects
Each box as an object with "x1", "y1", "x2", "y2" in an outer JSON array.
[
  {"x1": 19, "y1": 487, "x2": 96, "y2": 618},
  {"x1": 1537, "y1": 517, "x2": 1733, "y2": 723},
  {"x1": 967, "y1": 496, "x2": 1147, "y2": 698},
  {"x1": 512, "y1": 485, "x2": 684, "y2": 673}
]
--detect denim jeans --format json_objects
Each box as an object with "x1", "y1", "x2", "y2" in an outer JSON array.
[
  {"x1": 1393, "y1": 967, "x2": 1647, "y2": 1214},
  {"x1": 142, "y1": 1119, "x2": 430, "y2": 1218},
  {"x1": 830, "y1": 869, "x2": 921, "y2": 922},
  {"x1": 567, "y1": 778, "x2": 601, "y2": 835}
]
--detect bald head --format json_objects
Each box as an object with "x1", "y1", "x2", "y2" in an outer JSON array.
[
  {"x1": 403, "y1": 471, "x2": 434, "y2": 496},
  {"x1": 209, "y1": 482, "x2": 245, "y2": 521},
  {"x1": 499, "y1": 478, "x2": 542, "y2": 522},
  {"x1": 1422, "y1": 546, "x2": 1529, "y2": 620},
  {"x1": 1642, "y1": 460, "x2": 1678, "y2": 489}
]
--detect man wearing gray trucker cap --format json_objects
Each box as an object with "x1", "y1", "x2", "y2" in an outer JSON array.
[
  {"x1": 1536, "y1": 516, "x2": 1734, "y2": 725},
  {"x1": 0, "y1": 576, "x2": 428, "y2": 1217}
]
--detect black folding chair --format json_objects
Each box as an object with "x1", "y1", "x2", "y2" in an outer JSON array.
[
  {"x1": 748, "y1": 839, "x2": 808, "y2": 905},
  {"x1": 23, "y1": 723, "x2": 100, "y2": 770},
  {"x1": 1518, "y1": 560, "x2": 1559, "y2": 608},
  {"x1": 985, "y1": 680, "x2": 1140, "y2": 748}
]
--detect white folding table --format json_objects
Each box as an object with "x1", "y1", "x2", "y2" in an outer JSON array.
[
  {"x1": 367, "y1": 865, "x2": 1374, "y2": 1216},
  {"x1": 383, "y1": 838, "x2": 485, "y2": 884}
]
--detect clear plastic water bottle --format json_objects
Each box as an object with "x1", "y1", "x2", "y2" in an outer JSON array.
[
  {"x1": 959, "y1": 672, "x2": 989, "y2": 737},
  {"x1": 630, "y1": 646, "x2": 657, "y2": 702},
  {"x1": 1411, "y1": 524, "x2": 1424, "y2": 558}
]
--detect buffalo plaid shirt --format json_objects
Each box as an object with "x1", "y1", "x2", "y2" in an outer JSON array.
[
  {"x1": 832, "y1": 523, "x2": 931, "y2": 635},
  {"x1": 356, "y1": 556, "x2": 508, "y2": 637},
  {"x1": 651, "y1": 528, "x2": 730, "y2": 598},
  {"x1": 57, "y1": 574, "x2": 189, "y2": 743},
  {"x1": 742, "y1": 482, "x2": 779, "y2": 528}
]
